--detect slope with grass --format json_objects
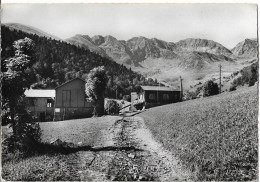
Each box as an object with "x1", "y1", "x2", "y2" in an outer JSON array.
[
  {"x1": 138, "y1": 86, "x2": 258, "y2": 181},
  {"x1": 2, "y1": 115, "x2": 191, "y2": 181},
  {"x1": 39, "y1": 116, "x2": 120, "y2": 146}
]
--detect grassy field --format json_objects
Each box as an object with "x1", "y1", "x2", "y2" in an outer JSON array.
[
  {"x1": 138, "y1": 86, "x2": 258, "y2": 181},
  {"x1": 2, "y1": 116, "x2": 119, "y2": 181},
  {"x1": 40, "y1": 115, "x2": 119, "y2": 146}
]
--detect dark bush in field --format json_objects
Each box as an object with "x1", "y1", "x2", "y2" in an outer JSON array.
[
  {"x1": 203, "y1": 80, "x2": 219, "y2": 97},
  {"x1": 232, "y1": 62, "x2": 258, "y2": 87},
  {"x1": 105, "y1": 100, "x2": 119, "y2": 114},
  {"x1": 229, "y1": 84, "x2": 237, "y2": 91},
  {"x1": 105, "y1": 99, "x2": 119, "y2": 115}
]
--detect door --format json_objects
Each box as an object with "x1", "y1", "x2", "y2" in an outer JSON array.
[
  {"x1": 62, "y1": 90, "x2": 71, "y2": 107},
  {"x1": 40, "y1": 112, "x2": 46, "y2": 122}
]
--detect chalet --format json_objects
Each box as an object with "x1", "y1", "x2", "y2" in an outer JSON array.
[
  {"x1": 131, "y1": 86, "x2": 181, "y2": 109},
  {"x1": 24, "y1": 89, "x2": 55, "y2": 122},
  {"x1": 54, "y1": 77, "x2": 93, "y2": 121}
]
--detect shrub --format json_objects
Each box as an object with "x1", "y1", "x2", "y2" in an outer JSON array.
[
  {"x1": 203, "y1": 80, "x2": 219, "y2": 97},
  {"x1": 229, "y1": 84, "x2": 237, "y2": 92},
  {"x1": 248, "y1": 64, "x2": 258, "y2": 86},
  {"x1": 184, "y1": 91, "x2": 197, "y2": 100},
  {"x1": 105, "y1": 99, "x2": 119, "y2": 115},
  {"x1": 2, "y1": 103, "x2": 42, "y2": 157}
]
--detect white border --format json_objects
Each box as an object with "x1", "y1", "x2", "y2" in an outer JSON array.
[{"x1": 1, "y1": 0, "x2": 259, "y2": 4}]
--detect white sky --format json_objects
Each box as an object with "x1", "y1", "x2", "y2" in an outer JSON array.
[{"x1": 1, "y1": 3, "x2": 257, "y2": 48}]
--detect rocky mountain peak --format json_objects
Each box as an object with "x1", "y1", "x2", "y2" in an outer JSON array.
[
  {"x1": 174, "y1": 38, "x2": 232, "y2": 55},
  {"x1": 91, "y1": 35, "x2": 105, "y2": 46},
  {"x1": 231, "y1": 38, "x2": 258, "y2": 58}
]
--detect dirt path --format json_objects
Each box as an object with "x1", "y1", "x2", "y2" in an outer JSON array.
[{"x1": 76, "y1": 116, "x2": 191, "y2": 181}]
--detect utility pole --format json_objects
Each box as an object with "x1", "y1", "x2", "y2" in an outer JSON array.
[
  {"x1": 180, "y1": 76, "x2": 183, "y2": 101},
  {"x1": 219, "y1": 64, "x2": 222, "y2": 94},
  {"x1": 157, "y1": 87, "x2": 159, "y2": 104}
]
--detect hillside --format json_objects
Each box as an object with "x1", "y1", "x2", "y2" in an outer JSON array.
[
  {"x1": 231, "y1": 38, "x2": 258, "y2": 58},
  {"x1": 65, "y1": 34, "x2": 108, "y2": 58},
  {"x1": 173, "y1": 38, "x2": 232, "y2": 55},
  {"x1": 67, "y1": 34, "x2": 257, "y2": 88},
  {"x1": 138, "y1": 86, "x2": 258, "y2": 181},
  {"x1": 4, "y1": 22, "x2": 257, "y2": 90},
  {"x1": 1, "y1": 25, "x2": 159, "y2": 99},
  {"x1": 4, "y1": 23, "x2": 62, "y2": 41}
]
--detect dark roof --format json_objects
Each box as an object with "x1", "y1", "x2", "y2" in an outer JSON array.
[
  {"x1": 141, "y1": 86, "x2": 179, "y2": 91},
  {"x1": 25, "y1": 89, "x2": 55, "y2": 98},
  {"x1": 55, "y1": 77, "x2": 85, "y2": 90}
]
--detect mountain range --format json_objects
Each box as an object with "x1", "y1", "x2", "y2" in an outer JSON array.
[
  {"x1": 66, "y1": 34, "x2": 257, "y2": 87},
  {"x1": 4, "y1": 23, "x2": 258, "y2": 89}
]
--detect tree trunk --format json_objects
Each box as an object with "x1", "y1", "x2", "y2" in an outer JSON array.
[{"x1": 96, "y1": 98, "x2": 105, "y2": 116}]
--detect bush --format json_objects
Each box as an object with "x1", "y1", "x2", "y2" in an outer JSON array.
[
  {"x1": 2, "y1": 105, "x2": 42, "y2": 156},
  {"x1": 249, "y1": 64, "x2": 258, "y2": 86},
  {"x1": 203, "y1": 80, "x2": 219, "y2": 97},
  {"x1": 184, "y1": 91, "x2": 197, "y2": 100},
  {"x1": 229, "y1": 84, "x2": 237, "y2": 92},
  {"x1": 105, "y1": 99, "x2": 119, "y2": 115}
]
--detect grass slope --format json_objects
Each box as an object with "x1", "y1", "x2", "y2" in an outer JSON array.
[
  {"x1": 2, "y1": 116, "x2": 119, "y2": 181},
  {"x1": 138, "y1": 86, "x2": 258, "y2": 181},
  {"x1": 40, "y1": 116, "x2": 119, "y2": 146}
]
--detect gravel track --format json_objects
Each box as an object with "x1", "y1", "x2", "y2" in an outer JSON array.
[{"x1": 76, "y1": 116, "x2": 191, "y2": 181}]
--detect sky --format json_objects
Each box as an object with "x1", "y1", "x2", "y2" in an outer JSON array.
[{"x1": 1, "y1": 3, "x2": 257, "y2": 48}]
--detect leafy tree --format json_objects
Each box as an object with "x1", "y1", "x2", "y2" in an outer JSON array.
[
  {"x1": 2, "y1": 37, "x2": 41, "y2": 149},
  {"x1": 249, "y1": 64, "x2": 258, "y2": 86},
  {"x1": 85, "y1": 66, "x2": 108, "y2": 116},
  {"x1": 203, "y1": 80, "x2": 219, "y2": 97},
  {"x1": 104, "y1": 99, "x2": 119, "y2": 115}
]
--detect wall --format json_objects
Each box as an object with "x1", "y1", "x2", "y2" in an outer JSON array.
[
  {"x1": 26, "y1": 97, "x2": 54, "y2": 122},
  {"x1": 54, "y1": 78, "x2": 93, "y2": 121},
  {"x1": 55, "y1": 79, "x2": 91, "y2": 108},
  {"x1": 144, "y1": 90, "x2": 181, "y2": 108}
]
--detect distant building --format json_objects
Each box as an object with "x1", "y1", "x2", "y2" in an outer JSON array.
[
  {"x1": 54, "y1": 77, "x2": 93, "y2": 121},
  {"x1": 24, "y1": 89, "x2": 55, "y2": 122},
  {"x1": 131, "y1": 86, "x2": 181, "y2": 109}
]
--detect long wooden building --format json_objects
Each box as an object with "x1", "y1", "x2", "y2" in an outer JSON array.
[{"x1": 131, "y1": 86, "x2": 181, "y2": 109}]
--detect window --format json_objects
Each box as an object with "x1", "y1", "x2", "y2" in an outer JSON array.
[
  {"x1": 149, "y1": 94, "x2": 156, "y2": 100},
  {"x1": 163, "y1": 94, "x2": 169, "y2": 100},
  {"x1": 47, "y1": 99, "x2": 53, "y2": 107}
]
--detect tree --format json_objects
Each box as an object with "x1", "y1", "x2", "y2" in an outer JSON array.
[
  {"x1": 104, "y1": 99, "x2": 119, "y2": 115},
  {"x1": 249, "y1": 64, "x2": 258, "y2": 86},
  {"x1": 203, "y1": 80, "x2": 219, "y2": 97},
  {"x1": 85, "y1": 66, "x2": 108, "y2": 116},
  {"x1": 2, "y1": 37, "x2": 40, "y2": 147}
]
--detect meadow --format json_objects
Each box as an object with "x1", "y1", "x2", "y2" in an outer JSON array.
[
  {"x1": 2, "y1": 116, "x2": 119, "y2": 181},
  {"x1": 138, "y1": 86, "x2": 258, "y2": 181},
  {"x1": 39, "y1": 115, "x2": 120, "y2": 146}
]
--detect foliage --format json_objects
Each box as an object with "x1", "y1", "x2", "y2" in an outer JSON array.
[
  {"x1": 85, "y1": 66, "x2": 108, "y2": 116},
  {"x1": 1, "y1": 25, "x2": 159, "y2": 99},
  {"x1": 229, "y1": 84, "x2": 237, "y2": 92},
  {"x1": 232, "y1": 62, "x2": 258, "y2": 87},
  {"x1": 248, "y1": 63, "x2": 258, "y2": 86},
  {"x1": 105, "y1": 99, "x2": 119, "y2": 115},
  {"x1": 184, "y1": 91, "x2": 197, "y2": 100},
  {"x1": 2, "y1": 37, "x2": 41, "y2": 153},
  {"x1": 139, "y1": 86, "x2": 258, "y2": 181},
  {"x1": 202, "y1": 80, "x2": 219, "y2": 97}
]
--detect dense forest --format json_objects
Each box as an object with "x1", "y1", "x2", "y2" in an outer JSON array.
[{"x1": 1, "y1": 25, "x2": 159, "y2": 99}]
